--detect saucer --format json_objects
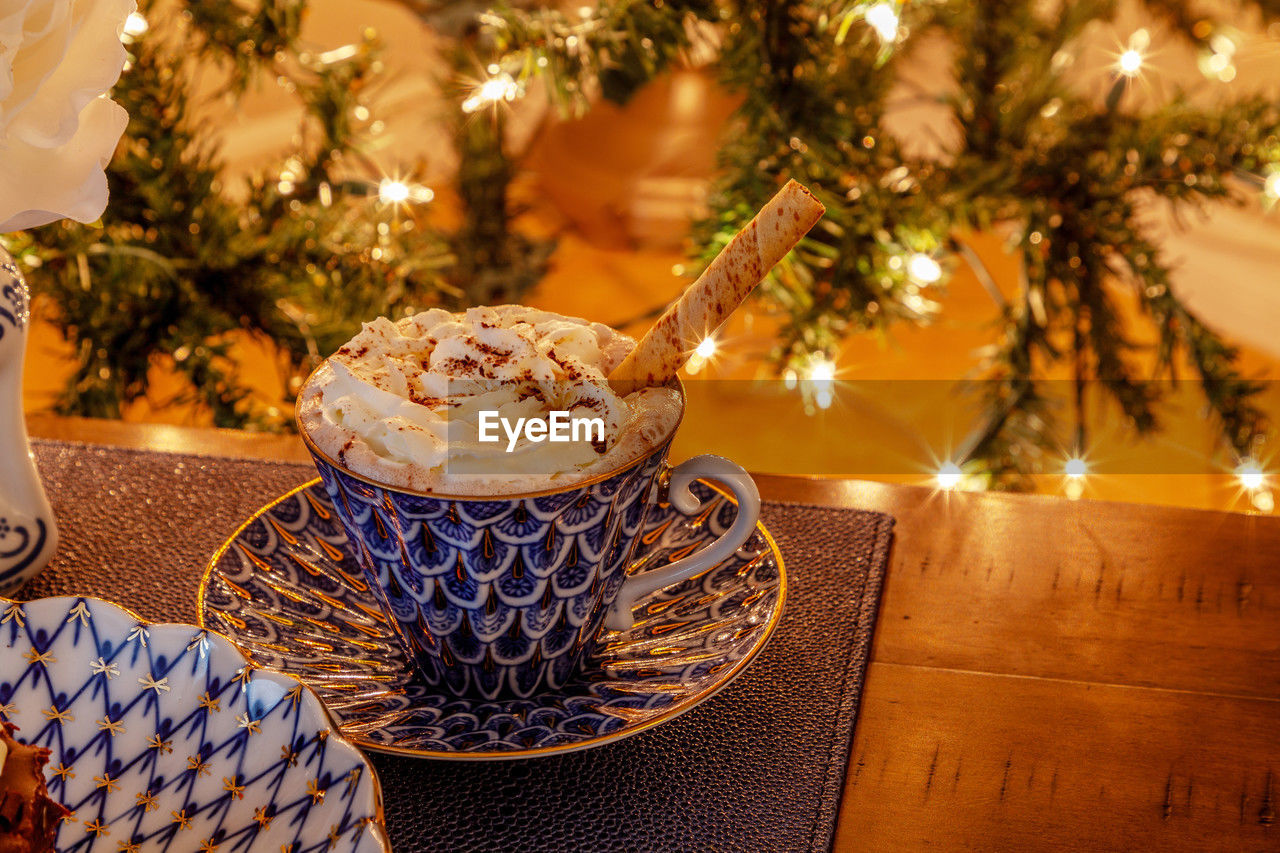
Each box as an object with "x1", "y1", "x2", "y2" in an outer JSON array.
[
  {"x1": 198, "y1": 479, "x2": 785, "y2": 760},
  {"x1": 0, "y1": 595, "x2": 390, "y2": 852}
]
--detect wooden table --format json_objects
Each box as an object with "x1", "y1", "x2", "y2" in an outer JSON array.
[{"x1": 27, "y1": 416, "x2": 1280, "y2": 851}]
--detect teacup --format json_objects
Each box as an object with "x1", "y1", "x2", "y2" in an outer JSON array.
[{"x1": 298, "y1": 382, "x2": 760, "y2": 700}]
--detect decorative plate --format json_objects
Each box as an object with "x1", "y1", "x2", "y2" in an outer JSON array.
[
  {"x1": 0, "y1": 595, "x2": 390, "y2": 852},
  {"x1": 199, "y1": 479, "x2": 786, "y2": 760}
]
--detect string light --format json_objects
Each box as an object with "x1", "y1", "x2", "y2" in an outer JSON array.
[
  {"x1": 864, "y1": 3, "x2": 899, "y2": 43},
  {"x1": 378, "y1": 180, "x2": 410, "y2": 203},
  {"x1": 462, "y1": 72, "x2": 520, "y2": 113},
  {"x1": 1061, "y1": 455, "x2": 1088, "y2": 500},
  {"x1": 1200, "y1": 32, "x2": 1238, "y2": 82},
  {"x1": 906, "y1": 253, "x2": 942, "y2": 284},
  {"x1": 805, "y1": 356, "x2": 836, "y2": 383},
  {"x1": 377, "y1": 179, "x2": 433, "y2": 205},
  {"x1": 318, "y1": 44, "x2": 360, "y2": 65},
  {"x1": 122, "y1": 11, "x2": 148, "y2": 39},
  {"x1": 1115, "y1": 29, "x2": 1149, "y2": 77},
  {"x1": 685, "y1": 335, "x2": 719, "y2": 375},
  {"x1": 1236, "y1": 460, "x2": 1265, "y2": 491},
  {"x1": 1117, "y1": 49, "x2": 1143, "y2": 76},
  {"x1": 936, "y1": 462, "x2": 963, "y2": 490},
  {"x1": 797, "y1": 354, "x2": 838, "y2": 410},
  {"x1": 1264, "y1": 172, "x2": 1280, "y2": 202}
]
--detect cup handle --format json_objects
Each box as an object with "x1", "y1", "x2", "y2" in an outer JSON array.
[{"x1": 603, "y1": 455, "x2": 761, "y2": 631}]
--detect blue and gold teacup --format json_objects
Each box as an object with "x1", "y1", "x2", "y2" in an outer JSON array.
[{"x1": 298, "y1": 386, "x2": 760, "y2": 700}]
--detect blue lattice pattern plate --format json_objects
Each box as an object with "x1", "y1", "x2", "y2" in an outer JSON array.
[
  {"x1": 199, "y1": 478, "x2": 786, "y2": 759},
  {"x1": 0, "y1": 595, "x2": 390, "y2": 852}
]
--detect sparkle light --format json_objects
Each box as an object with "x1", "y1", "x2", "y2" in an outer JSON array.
[
  {"x1": 906, "y1": 253, "x2": 942, "y2": 284},
  {"x1": 1117, "y1": 49, "x2": 1143, "y2": 76},
  {"x1": 1264, "y1": 173, "x2": 1280, "y2": 201},
  {"x1": 377, "y1": 180, "x2": 433, "y2": 205},
  {"x1": 462, "y1": 72, "x2": 520, "y2": 113},
  {"x1": 1236, "y1": 461, "x2": 1265, "y2": 491},
  {"x1": 864, "y1": 3, "x2": 899, "y2": 43},
  {"x1": 123, "y1": 12, "x2": 148, "y2": 38},
  {"x1": 1116, "y1": 29, "x2": 1149, "y2": 77},
  {"x1": 799, "y1": 355, "x2": 838, "y2": 411},
  {"x1": 806, "y1": 357, "x2": 837, "y2": 383},
  {"x1": 1064, "y1": 457, "x2": 1088, "y2": 479},
  {"x1": 936, "y1": 462, "x2": 963, "y2": 490},
  {"x1": 685, "y1": 335, "x2": 719, "y2": 376},
  {"x1": 378, "y1": 180, "x2": 410, "y2": 204}
]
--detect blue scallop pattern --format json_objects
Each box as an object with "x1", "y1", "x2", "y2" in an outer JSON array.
[
  {"x1": 310, "y1": 450, "x2": 666, "y2": 700},
  {"x1": 200, "y1": 478, "x2": 784, "y2": 757}
]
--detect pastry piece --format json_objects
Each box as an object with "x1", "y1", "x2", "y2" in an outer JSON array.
[
  {"x1": 0, "y1": 721, "x2": 68, "y2": 853},
  {"x1": 608, "y1": 179, "x2": 825, "y2": 395}
]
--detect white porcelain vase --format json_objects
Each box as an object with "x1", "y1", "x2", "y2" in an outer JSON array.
[{"x1": 0, "y1": 246, "x2": 58, "y2": 594}]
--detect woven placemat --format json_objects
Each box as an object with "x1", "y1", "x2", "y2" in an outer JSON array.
[{"x1": 18, "y1": 438, "x2": 894, "y2": 853}]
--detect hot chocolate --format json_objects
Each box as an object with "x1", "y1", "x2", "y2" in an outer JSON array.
[{"x1": 297, "y1": 305, "x2": 682, "y2": 494}]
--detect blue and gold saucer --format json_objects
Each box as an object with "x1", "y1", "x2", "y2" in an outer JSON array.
[{"x1": 198, "y1": 479, "x2": 785, "y2": 760}]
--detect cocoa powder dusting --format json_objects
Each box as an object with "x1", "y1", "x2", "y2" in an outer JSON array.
[
  {"x1": 441, "y1": 355, "x2": 481, "y2": 374},
  {"x1": 407, "y1": 389, "x2": 443, "y2": 408},
  {"x1": 546, "y1": 348, "x2": 584, "y2": 380},
  {"x1": 516, "y1": 385, "x2": 546, "y2": 404},
  {"x1": 473, "y1": 340, "x2": 513, "y2": 360}
]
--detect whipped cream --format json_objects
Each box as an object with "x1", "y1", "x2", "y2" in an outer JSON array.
[{"x1": 297, "y1": 305, "x2": 682, "y2": 494}]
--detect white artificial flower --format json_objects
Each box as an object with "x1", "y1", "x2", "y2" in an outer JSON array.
[{"x1": 0, "y1": 0, "x2": 134, "y2": 233}]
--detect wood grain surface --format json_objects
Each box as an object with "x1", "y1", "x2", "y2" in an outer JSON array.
[{"x1": 26, "y1": 416, "x2": 1280, "y2": 851}]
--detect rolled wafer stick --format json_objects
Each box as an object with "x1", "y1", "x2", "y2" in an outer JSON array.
[{"x1": 608, "y1": 179, "x2": 825, "y2": 395}]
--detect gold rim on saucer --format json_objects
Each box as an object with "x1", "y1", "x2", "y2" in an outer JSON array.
[{"x1": 198, "y1": 478, "x2": 786, "y2": 760}]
